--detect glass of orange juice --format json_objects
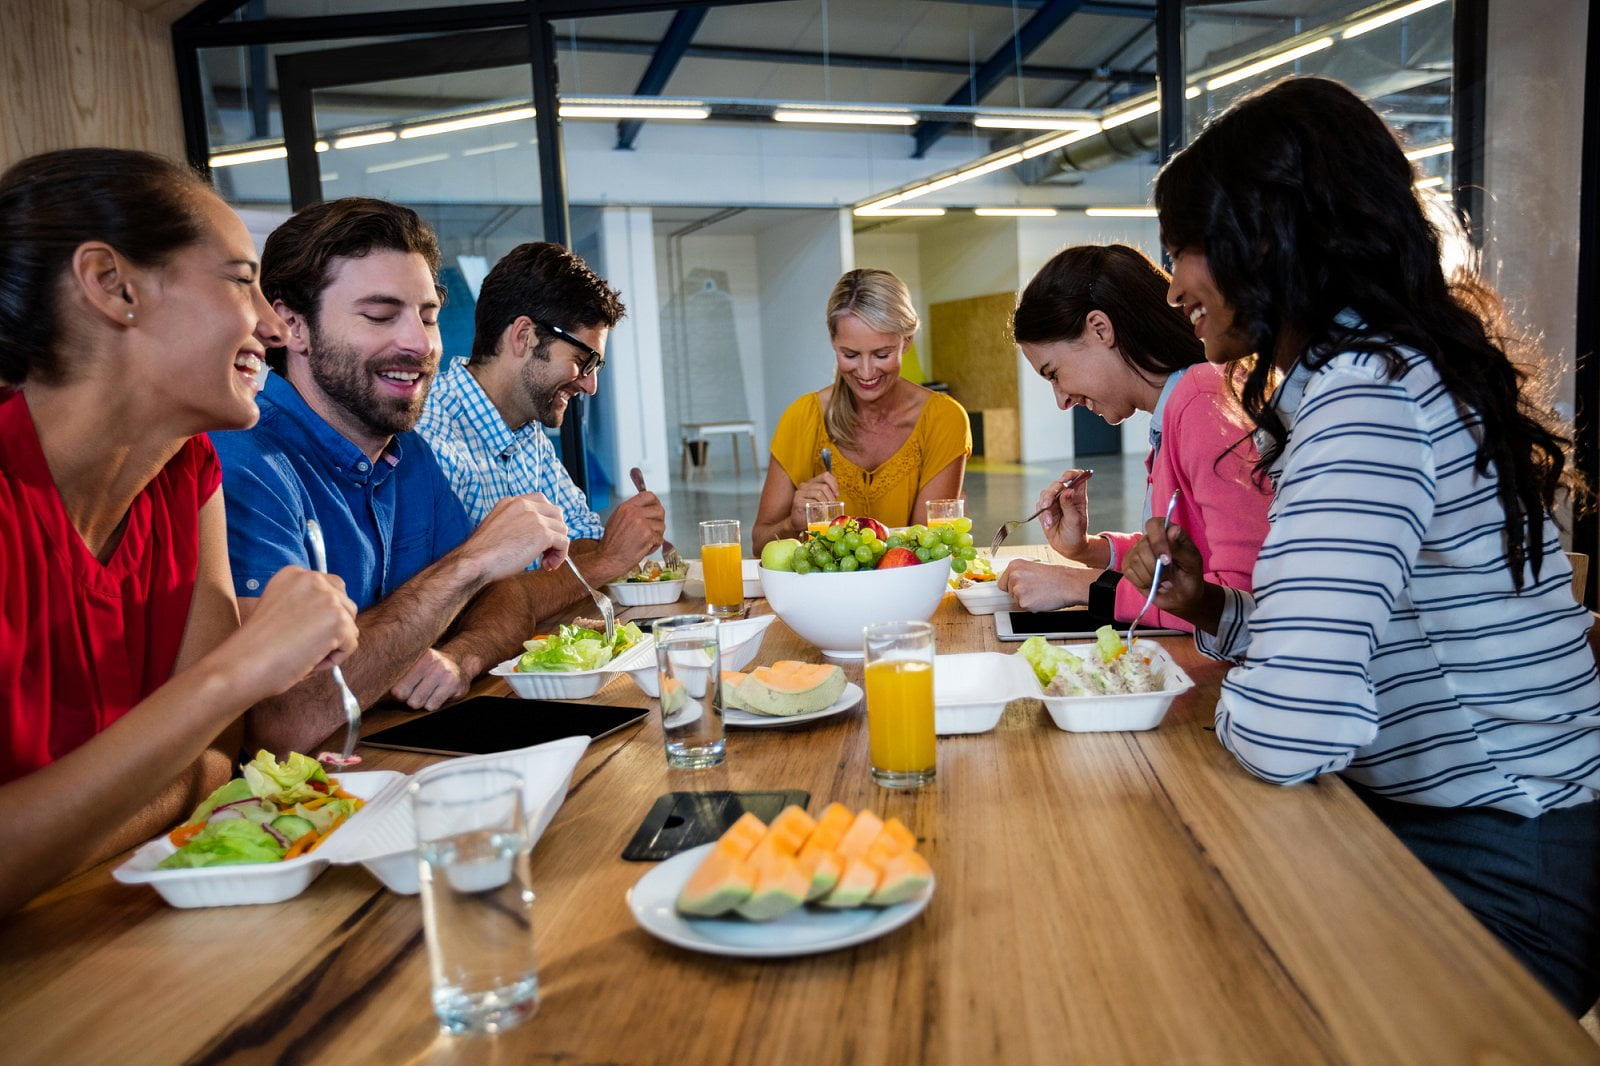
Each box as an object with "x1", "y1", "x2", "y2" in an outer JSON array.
[
  {"x1": 805, "y1": 500, "x2": 844, "y2": 534},
  {"x1": 863, "y1": 621, "x2": 936, "y2": 789},
  {"x1": 699, "y1": 519, "x2": 745, "y2": 619},
  {"x1": 926, "y1": 498, "x2": 963, "y2": 527}
]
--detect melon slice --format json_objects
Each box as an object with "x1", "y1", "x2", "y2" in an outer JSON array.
[
  {"x1": 817, "y1": 855, "x2": 880, "y2": 909},
  {"x1": 797, "y1": 848, "x2": 843, "y2": 901},
  {"x1": 720, "y1": 671, "x2": 750, "y2": 712},
  {"x1": 676, "y1": 846, "x2": 755, "y2": 916},
  {"x1": 864, "y1": 817, "x2": 917, "y2": 868},
  {"x1": 799, "y1": 802, "x2": 854, "y2": 861},
  {"x1": 746, "y1": 805, "x2": 818, "y2": 865},
  {"x1": 734, "y1": 660, "x2": 847, "y2": 717},
  {"x1": 835, "y1": 810, "x2": 885, "y2": 861},
  {"x1": 734, "y1": 853, "x2": 810, "y2": 920},
  {"x1": 717, "y1": 811, "x2": 768, "y2": 860},
  {"x1": 867, "y1": 850, "x2": 933, "y2": 906}
]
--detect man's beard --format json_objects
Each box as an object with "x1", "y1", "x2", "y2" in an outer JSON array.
[
  {"x1": 521, "y1": 353, "x2": 570, "y2": 429},
  {"x1": 306, "y1": 326, "x2": 434, "y2": 438}
]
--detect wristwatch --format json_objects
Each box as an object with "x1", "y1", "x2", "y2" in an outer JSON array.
[{"x1": 1089, "y1": 569, "x2": 1123, "y2": 621}]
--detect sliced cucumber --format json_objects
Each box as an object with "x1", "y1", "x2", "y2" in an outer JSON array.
[{"x1": 269, "y1": 814, "x2": 316, "y2": 843}]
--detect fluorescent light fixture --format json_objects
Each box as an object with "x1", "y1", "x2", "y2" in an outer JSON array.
[
  {"x1": 560, "y1": 104, "x2": 709, "y2": 120},
  {"x1": 974, "y1": 115, "x2": 1097, "y2": 132},
  {"x1": 1404, "y1": 141, "x2": 1453, "y2": 161},
  {"x1": 1085, "y1": 207, "x2": 1157, "y2": 217},
  {"x1": 365, "y1": 153, "x2": 449, "y2": 174},
  {"x1": 1413, "y1": 175, "x2": 1445, "y2": 189},
  {"x1": 322, "y1": 172, "x2": 338, "y2": 181},
  {"x1": 462, "y1": 141, "x2": 520, "y2": 157},
  {"x1": 773, "y1": 108, "x2": 915, "y2": 126},
  {"x1": 208, "y1": 146, "x2": 287, "y2": 168},
  {"x1": 1185, "y1": 86, "x2": 1201, "y2": 100},
  {"x1": 333, "y1": 131, "x2": 397, "y2": 150},
  {"x1": 400, "y1": 107, "x2": 534, "y2": 139},
  {"x1": 974, "y1": 208, "x2": 1058, "y2": 217},
  {"x1": 1101, "y1": 100, "x2": 1160, "y2": 130},
  {"x1": 1021, "y1": 126, "x2": 1101, "y2": 159},
  {"x1": 1343, "y1": 0, "x2": 1448, "y2": 39},
  {"x1": 1206, "y1": 37, "x2": 1333, "y2": 91},
  {"x1": 314, "y1": 141, "x2": 329, "y2": 153},
  {"x1": 854, "y1": 206, "x2": 946, "y2": 217},
  {"x1": 954, "y1": 152, "x2": 1026, "y2": 181}
]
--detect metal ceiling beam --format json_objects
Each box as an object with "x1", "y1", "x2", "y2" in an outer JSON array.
[
  {"x1": 923, "y1": 0, "x2": 1151, "y2": 15},
  {"x1": 914, "y1": 0, "x2": 1089, "y2": 158},
  {"x1": 616, "y1": 7, "x2": 709, "y2": 150}
]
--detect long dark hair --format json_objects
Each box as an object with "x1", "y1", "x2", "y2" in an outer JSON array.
[
  {"x1": 1012, "y1": 243, "x2": 1204, "y2": 375},
  {"x1": 1154, "y1": 76, "x2": 1570, "y2": 587},
  {"x1": 0, "y1": 148, "x2": 209, "y2": 385}
]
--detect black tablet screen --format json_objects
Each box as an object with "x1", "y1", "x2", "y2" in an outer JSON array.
[{"x1": 362, "y1": 695, "x2": 648, "y2": 757}]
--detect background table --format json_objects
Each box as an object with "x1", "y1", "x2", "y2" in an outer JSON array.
[{"x1": 2, "y1": 562, "x2": 1595, "y2": 1065}]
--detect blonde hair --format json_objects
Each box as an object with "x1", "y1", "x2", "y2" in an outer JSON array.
[{"x1": 823, "y1": 269, "x2": 919, "y2": 450}]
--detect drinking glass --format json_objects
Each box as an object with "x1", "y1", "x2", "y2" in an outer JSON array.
[
  {"x1": 412, "y1": 767, "x2": 540, "y2": 1036},
  {"x1": 863, "y1": 621, "x2": 936, "y2": 788},
  {"x1": 653, "y1": 614, "x2": 727, "y2": 769},
  {"x1": 926, "y1": 498, "x2": 964, "y2": 528},
  {"x1": 699, "y1": 519, "x2": 744, "y2": 619},
  {"x1": 805, "y1": 500, "x2": 845, "y2": 534}
]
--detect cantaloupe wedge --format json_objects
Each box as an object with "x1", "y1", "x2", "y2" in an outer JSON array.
[
  {"x1": 817, "y1": 855, "x2": 880, "y2": 908},
  {"x1": 675, "y1": 845, "x2": 755, "y2": 916},
  {"x1": 720, "y1": 671, "x2": 750, "y2": 711},
  {"x1": 867, "y1": 850, "x2": 933, "y2": 906},
  {"x1": 798, "y1": 802, "x2": 854, "y2": 862},
  {"x1": 864, "y1": 817, "x2": 917, "y2": 868},
  {"x1": 735, "y1": 853, "x2": 810, "y2": 920},
  {"x1": 747, "y1": 805, "x2": 818, "y2": 865},
  {"x1": 718, "y1": 811, "x2": 768, "y2": 860},
  {"x1": 797, "y1": 848, "x2": 843, "y2": 901},
  {"x1": 734, "y1": 660, "x2": 847, "y2": 716},
  {"x1": 835, "y1": 809, "x2": 885, "y2": 861}
]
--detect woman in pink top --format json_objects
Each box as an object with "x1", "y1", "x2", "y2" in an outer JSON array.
[{"x1": 999, "y1": 244, "x2": 1269, "y2": 632}]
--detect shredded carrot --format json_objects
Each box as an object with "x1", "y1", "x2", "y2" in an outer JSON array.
[
  {"x1": 299, "y1": 795, "x2": 335, "y2": 810},
  {"x1": 168, "y1": 822, "x2": 205, "y2": 848},
  {"x1": 306, "y1": 814, "x2": 349, "y2": 852},
  {"x1": 282, "y1": 832, "x2": 319, "y2": 860}
]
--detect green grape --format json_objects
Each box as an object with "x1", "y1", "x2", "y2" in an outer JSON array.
[
  {"x1": 956, "y1": 546, "x2": 977, "y2": 560},
  {"x1": 951, "y1": 557, "x2": 968, "y2": 573},
  {"x1": 885, "y1": 534, "x2": 905, "y2": 549},
  {"x1": 821, "y1": 559, "x2": 839, "y2": 572},
  {"x1": 954, "y1": 516, "x2": 973, "y2": 534},
  {"x1": 839, "y1": 555, "x2": 858, "y2": 572},
  {"x1": 938, "y1": 526, "x2": 957, "y2": 545},
  {"x1": 824, "y1": 525, "x2": 844, "y2": 542},
  {"x1": 954, "y1": 532, "x2": 973, "y2": 548},
  {"x1": 854, "y1": 545, "x2": 874, "y2": 563},
  {"x1": 930, "y1": 543, "x2": 950, "y2": 560},
  {"x1": 917, "y1": 530, "x2": 937, "y2": 549},
  {"x1": 843, "y1": 532, "x2": 861, "y2": 550},
  {"x1": 793, "y1": 557, "x2": 812, "y2": 574},
  {"x1": 859, "y1": 527, "x2": 877, "y2": 543},
  {"x1": 869, "y1": 542, "x2": 888, "y2": 560},
  {"x1": 915, "y1": 546, "x2": 931, "y2": 562},
  {"x1": 832, "y1": 540, "x2": 852, "y2": 559}
]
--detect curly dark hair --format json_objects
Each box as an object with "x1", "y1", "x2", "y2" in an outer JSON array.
[
  {"x1": 470, "y1": 242, "x2": 625, "y2": 362},
  {"x1": 1012, "y1": 243, "x2": 1204, "y2": 376},
  {"x1": 1154, "y1": 76, "x2": 1571, "y2": 587}
]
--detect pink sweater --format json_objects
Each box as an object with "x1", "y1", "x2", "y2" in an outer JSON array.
[{"x1": 1101, "y1": 364, "x2": 1271, "y2": 632}]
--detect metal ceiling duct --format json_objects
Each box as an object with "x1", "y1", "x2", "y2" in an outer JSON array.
[{"x1": 1015, "y1": 110, "x2": 1160, "y2": 185}]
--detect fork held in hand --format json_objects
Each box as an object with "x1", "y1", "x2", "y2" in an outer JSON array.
[
  {"x1": 1126, "y1": 489, "x2": 1182, "y2": 649},
  {"x1": 628, "y1": 467, "x2": 681, "y2": 569},
  {"x1": 305, "y1": 520, "x2": 363, "y2": 763},
  {"x1": 567, "y1": 557, "x2": 617, "y2": 641},
  {"x1": 987, "y1": 469, "x2": 1093, "y2": 557}
]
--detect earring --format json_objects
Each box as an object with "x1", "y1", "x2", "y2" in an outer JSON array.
[{"x1": 125, "y1": 311, "x2": 135, "y2": 322}]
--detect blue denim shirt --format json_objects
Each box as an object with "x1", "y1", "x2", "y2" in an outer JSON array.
[{"x1": 212, "y1": 372, "x2": 474, "y2": 611}]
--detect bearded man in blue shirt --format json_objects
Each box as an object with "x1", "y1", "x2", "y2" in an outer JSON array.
[{"x1": 213, "y1": 199, "x2": 571, "y2": 752}]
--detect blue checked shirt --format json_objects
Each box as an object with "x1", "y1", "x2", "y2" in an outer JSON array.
[
  {"x1": 1198, "y1": 314, "x2": 1600, "y2": 814},
  {"x1": 416, "y1": 361, "x2": 605, "y2": 562}
]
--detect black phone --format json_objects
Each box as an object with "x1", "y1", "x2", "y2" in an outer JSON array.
[
  {"x1": 362, "y1": 695, "x2": 647, "y2": 757},
  {"x1": 622, "y1": 790, "x2": 812, "y2": 861}
]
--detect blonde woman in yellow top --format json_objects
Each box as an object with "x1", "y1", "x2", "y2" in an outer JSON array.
[{"x1": 753, "y1": 269, "x2": 971, "y2": 550}]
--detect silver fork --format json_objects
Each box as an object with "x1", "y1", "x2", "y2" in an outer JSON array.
[
  {"x1": 305, "y1": 520, "x2": 362, "y2": 764},
  {"x1": 567, "y1": 557, "x2": 617, "y2": 641},
  {"x1": 1126, "y1": 489, "x2": 1182, "y2": 649},
  {"x1": 629, "y1": 467, "x2": 682, "y2": 570},
  {"x1": 988, "y1": 469, "x2": 1093, "y2": 557}
]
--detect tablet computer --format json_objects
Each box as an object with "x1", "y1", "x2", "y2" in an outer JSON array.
[
  {"x1": 362, "y1": 695, "x2": 648, "y2": 757},
  {"x1": 994, "y1": 608, "x2": 1184, "y2": 641}
]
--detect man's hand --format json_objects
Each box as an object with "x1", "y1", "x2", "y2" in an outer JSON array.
[
  {"x1": 459, "y1": 493, "x2": 571, "y2": 584},
  {"x1": 391, "y1": 648, "x2": 470, "y2": 711},
  {"x1": 997, "y1": 561, "x2": 1098, "y2": 612},
  {"x1": 593, "y1": 490, "x2": 665, "y2": 583}
]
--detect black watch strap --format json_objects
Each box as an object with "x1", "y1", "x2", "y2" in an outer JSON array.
[{"x1": 1089, "y1": 569, "x2": 1123, "y2": 621}]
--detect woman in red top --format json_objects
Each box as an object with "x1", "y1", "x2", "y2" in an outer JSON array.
[{"x1": 0, "y1": 149, "x2": 359, "y2": 914}]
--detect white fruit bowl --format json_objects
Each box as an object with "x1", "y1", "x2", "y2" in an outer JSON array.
[{"x1": 759, "y1": 561, "x2": 951, "y2": 659}]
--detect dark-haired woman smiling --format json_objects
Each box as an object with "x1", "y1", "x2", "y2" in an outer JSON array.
[{"x1": 1129, "y1": 77, "x2": 1600, "y2": 1013}]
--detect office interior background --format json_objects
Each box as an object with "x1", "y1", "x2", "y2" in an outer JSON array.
[{"x1": 5, "y1": 0, "x2": 1593, "y2": 602}]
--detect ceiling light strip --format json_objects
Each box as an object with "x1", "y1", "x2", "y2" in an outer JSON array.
[
  {"x1": 1204, "y1": 37, "x2": 1334, "y2": 92},
  {"x1": 1342, "y1": 0, "x2": 1449, "y2": 39},
  {"x1": 1085, "y1": 207, "x2": 1157, "y2": 217},
  {"x1": 773, "y1": 109, "x2": 916, "y2": 126}
]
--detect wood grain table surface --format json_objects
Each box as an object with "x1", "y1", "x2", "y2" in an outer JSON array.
[{"x1": 2, "y1": 552, "x2": 1594, "y2": 1065}]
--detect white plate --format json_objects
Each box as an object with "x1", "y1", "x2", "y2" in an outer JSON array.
[
  {"x1": 627, "y1": 843, "x2": 933, "y2": 958},
  {"x1": 723, "y1": 682, "x2": 863, "y2": 729},
  {"x1": 621, "y1": 614, "x2": 777, "y2": 698},
  {"x1": 950, "y1": 557, "x2": 1038, "y2": 615}
]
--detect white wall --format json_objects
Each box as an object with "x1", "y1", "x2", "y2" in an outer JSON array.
[
  {"x1": 594, "y1": 206, "x2": 671, "y2": 498},
  {"x1": 755, "y1": 211, "x2": 854, "y2": 436}
]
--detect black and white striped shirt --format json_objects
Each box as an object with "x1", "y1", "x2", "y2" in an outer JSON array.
[{"x1": 1198, "y1": 331, "x2": 1600, "y2": 814}]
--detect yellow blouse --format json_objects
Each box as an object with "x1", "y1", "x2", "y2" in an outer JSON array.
[{"x1": 768, "y1": 389, "x2": 972, "y2": 528}]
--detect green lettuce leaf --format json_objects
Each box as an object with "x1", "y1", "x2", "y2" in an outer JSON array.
[
  {"x1": 241, "y1": 750, "x2": 329, "y2": 805},
  {"x1": 1018, "y1": 635, "x2": 1074, "y2": 687},
  {"x1": 179, "y1": 777, "x2": 255, "y2": 827},
  {"x1": 157, "y1": 819, "x2": 287, "y2": 869},
  {"x1": 516, "y1": 621, "x2": 645, "y2": 672},
  {"x1": 294, "y1": 797, "x2": 359, "y2": 835}
]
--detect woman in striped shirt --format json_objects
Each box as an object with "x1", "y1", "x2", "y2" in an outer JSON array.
[{"x1": 1132, "y1": 76, "x2": 1600, "y2": 1014}]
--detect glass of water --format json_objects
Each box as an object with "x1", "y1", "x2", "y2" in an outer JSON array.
[
  {"x1": 652, "y1": 614, "x2": 726, "y2": 769},
  {"x1": 411, "y1": 766, "x2": 539, "y2": 1036}
]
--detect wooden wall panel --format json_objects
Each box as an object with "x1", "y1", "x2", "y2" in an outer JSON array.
[
  {"x1": 928, "y1": 291, "x2": 1021, "y2": 461},
  {"x1": 1, "y1": 0, "x2": 185, "y2": 168}
]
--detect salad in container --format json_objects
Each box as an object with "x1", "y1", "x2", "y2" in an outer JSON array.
[{"x1": 491, "y1": 620, "x2": 655, "y2": 699}]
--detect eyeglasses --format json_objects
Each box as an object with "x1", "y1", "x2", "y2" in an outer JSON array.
[{"x1": 534, "y1": 320, "x2": 605, "y2": 378}]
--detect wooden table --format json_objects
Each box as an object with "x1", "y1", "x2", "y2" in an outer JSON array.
[{"x1": 3, "y1": 565, "x2": 1596, "y2": 1065}]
